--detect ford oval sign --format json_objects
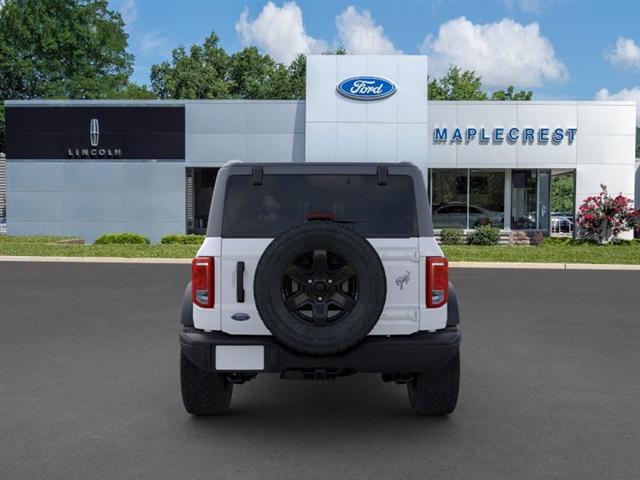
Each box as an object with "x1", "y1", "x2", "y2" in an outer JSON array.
[{"x1": 337, "y1": 76, "x2": 397, "y2": 101}]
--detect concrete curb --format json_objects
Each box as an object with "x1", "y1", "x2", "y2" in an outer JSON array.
[{"x1": 1, "y1": 255, "x2": 639, "y2": 270}]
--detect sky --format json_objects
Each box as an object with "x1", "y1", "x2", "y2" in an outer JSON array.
[{"x1": 112, "y1": 0, "x2": 640, "y2": 123}]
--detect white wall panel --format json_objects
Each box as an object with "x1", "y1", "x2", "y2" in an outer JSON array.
[
  {"x1": 578, "y1": 103, "x2": 636, "y2": 135},
  {"x1": 456, "y1": 142, "x2": 517, "y2": 167},
  {"x1": 576, "y1": 164, "x2": 635, "y2": 197},
  {"x1": 306, "y1": 55, "x2": 337, "y2": 122},
  {"x1": 336, "y1": 123, "x2": 367, "y2": 162},
  {"x1": 336, "y1": 55, "x2": 367, "y2": 122},
  {"x1": 367, "y1": 123, "x2": 397, "y2": 163},
  {"x1": 517, "y1": 104, "x2": 577, "y2": 129},
  {"x1": 306, "y1": 55, "x2": 428, "y2": 168},
  {"x1": 366, "y1": 55, "x2": 398, "y2": 123},
  {"x1": 397, "y1": 56, "x2": 428, "y2": 123},
  {"x1": 305, "y1": 123, "x2": 336, "y2": 162},
  {"x1": 516, "y1": 140, "x2": 576, "y2": 167},
  {"x1": 576, "y1": 135, "x2": 636, "y2": 165},
  {"x1": 398, "y1": 123, "x2": 428, "y2": 165}
]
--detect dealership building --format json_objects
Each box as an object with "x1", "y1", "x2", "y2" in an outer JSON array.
[{"x1": 3, "y1": 55, "x2": 638, "y2": 242}]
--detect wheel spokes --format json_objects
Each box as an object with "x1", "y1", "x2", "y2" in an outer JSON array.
[
  {"x1": 286, "y1": 264, "x2": 311, "y2": 284},
  {"x1": 331, "y1": 264, "x2": 356, "y2": 285},
  {"x1": 284, "y1": 290, "x2": 311, "y2": 311},
  {"x1": 330, "y1": 291, "x2": 355, "y2": 311},
  {"x1": 312, "y1": 250, "x2": 328, "y2": 274}
]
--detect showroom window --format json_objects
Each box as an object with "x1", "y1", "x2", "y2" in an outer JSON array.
[
  {"x1": 429, "y1": 169, "x2": 505, "y2": 230},
  {"x1": 511, "y1": 170, "x2": 551, "y2": 231}
]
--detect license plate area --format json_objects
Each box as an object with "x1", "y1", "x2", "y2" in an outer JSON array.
[{"x1": 215, "y1": 345, "x2": 264, "y2": 371}]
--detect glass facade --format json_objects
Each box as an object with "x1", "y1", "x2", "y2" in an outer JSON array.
[
  {"x1": 429, "y1": 168, "x2": 552, "y2": 231},
  {"x1": 430, "y1": 169, "x2": 505, "y2": 230},
  {"x1": 469, "y1": 170, "x2": 505, "y2": 228},
  {"x1": 511, "y1": 170, "x2": 537, "y2": 229},
  {"x1": 431, "y1": 170, "x2": 468, "y2": 229}
]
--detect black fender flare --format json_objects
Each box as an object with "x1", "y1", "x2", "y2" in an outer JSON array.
[
  {"x1": 447, "y1": 281, "x2": 460, "y2": 327},
  {"x1": 181, "y1": 282, "x2": 194, "y2": 326}
]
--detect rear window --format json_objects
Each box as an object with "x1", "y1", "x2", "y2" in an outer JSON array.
[{"x1": 222, "y1": 174, "x2": 418, "y2": 238}]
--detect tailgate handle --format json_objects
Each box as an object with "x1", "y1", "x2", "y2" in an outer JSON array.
[{"x1": 236, "y1": 261, "x2": 245, "y2": 303}]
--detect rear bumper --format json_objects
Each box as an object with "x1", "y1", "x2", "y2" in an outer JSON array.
[{"x1": 180, "y1": 327, "x2": 460, "y2": 374}]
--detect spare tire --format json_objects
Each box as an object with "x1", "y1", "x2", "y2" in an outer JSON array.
[{"x1": 254, "y1": 221, "x2": 386, "y2": 355}]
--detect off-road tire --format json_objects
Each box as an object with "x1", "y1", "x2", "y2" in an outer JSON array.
[
  {"x1": 181, "y1": 352, "x2": 233, "y2": 416},
  {"x1": 407, "y1": 352, "x2": 460, "y2": 416},
  {"x1": 254, "y1": 221, "x2": 386, "y2": 356}
]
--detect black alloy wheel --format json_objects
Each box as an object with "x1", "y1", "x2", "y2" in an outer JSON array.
[
  {"x1": 253, "y1": 221, "x2": 387, "y2": 355},
  {"x1": 282, "y1": 249, "x2": 357, "y2": 326}
]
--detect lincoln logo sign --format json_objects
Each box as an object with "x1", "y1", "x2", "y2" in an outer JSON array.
[
  {"x1": 337, "y1": 77, "x2": 397, "y2": 100},
  {"x1": 67, "y1": 118, "x2": 122, "y2": 158},
  {"x1": 89, "y1": 118, "x2": 99, "y2": 147},
  {"x1": 433, "y1": 127, "x2": 578, "y2": 145}
]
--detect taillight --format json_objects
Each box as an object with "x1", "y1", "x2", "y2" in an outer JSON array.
[
  {"x1": 192, "y1": 257, "x2": 214, "y2": 308},
  {"x1": 426, "y1": 257, "x2": 448, "y2": 308}
]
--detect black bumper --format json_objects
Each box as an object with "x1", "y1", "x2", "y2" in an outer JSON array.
[{"x1": 180, "y1": 327, "x2": 460, "y2": 374}]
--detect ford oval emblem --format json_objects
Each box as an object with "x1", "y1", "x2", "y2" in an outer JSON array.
[
  {"x1": 231, "y1": 313, "x2": 251, "y2": 321},
  {"x1": 337, "y1": 76, "x2": 397, "y2": 101}
]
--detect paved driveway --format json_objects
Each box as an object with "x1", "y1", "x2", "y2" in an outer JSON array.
[{"x1": 1, "y1": 263, "x2": 639, "y2": 480}]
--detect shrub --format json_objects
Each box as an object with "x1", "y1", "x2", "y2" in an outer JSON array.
[
  {"x1": 95, "y1": 233, "x2": 150, "y2": 245},
  {"x1": 466, "y1": 225, "x2": 500, "y2": 246},
  {"x1": 543, "y1": 237, "x2": 571, "y2": 246},
  {"x1": 439, "y1": 228, "x2": 464, "y2": 245},
  {"x1": 161, "y1": 234, "x2": 205, "y2": 245},
  {"x1": 577, "y1": 184, "x2": 639, "y2": 244},
  {"x1": 530, "y1": 231, "x2": 545, "y2": 246}
]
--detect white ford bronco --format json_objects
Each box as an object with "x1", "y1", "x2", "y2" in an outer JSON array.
[{"x1": 180, "y1": 162, "x2": 460, "y2": 416}]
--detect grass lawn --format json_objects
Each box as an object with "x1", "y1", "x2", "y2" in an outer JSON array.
[
  {"x1": 0, "y1": 236, "x2": 198, "y2": 258},
  {"x1": 1, "y1": 235, "x2": 638, "y2": 264}
]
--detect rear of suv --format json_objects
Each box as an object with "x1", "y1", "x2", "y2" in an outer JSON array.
[{"x1": 180, "y1": 162, "x2": 461, "y2": 416}]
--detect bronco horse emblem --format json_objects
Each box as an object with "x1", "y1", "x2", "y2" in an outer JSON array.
[{"x1": 395, "y1": 271, "x2": 411, "y2": 290}]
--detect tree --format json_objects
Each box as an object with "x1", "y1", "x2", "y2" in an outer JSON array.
[
  {"x1": 428, "y1": 66, "x2": 533, "y2": 101},
  {"x1": 551, "y1": 174, "x2": 575, "y2": 213},
  {"x1": 150, "y1": 33, "x2": 230, "y2": 99},
  {"x1": 228, "y1": 47, "x2": 287, "y2": 99},
  {"x1": 428, "y1": 67, "x2": 487, "y2": 101},
  {"x1": 0, "y1": 0, "x2": 133, "y2": 99},
  {"x1": 491, "y1": 86, "x2": 533, "y2": 101},
  {"x1": 151, "y1": 33, "x2": 310, "y2": 100},
  {"x1": 288, "y1": 54, "x2": 306, "y2": 100},
  {"x1": 0, "y1": 0, "x2": 139, "y2": 151}
]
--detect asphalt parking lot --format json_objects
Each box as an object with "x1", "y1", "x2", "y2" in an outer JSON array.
[{"x1": 1, "y1": 262, "x2": 639, "y2": 480}]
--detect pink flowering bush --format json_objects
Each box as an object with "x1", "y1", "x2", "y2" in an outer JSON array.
[{"x1": 576, "y1": 185, "x2": 639, "y2": 244}]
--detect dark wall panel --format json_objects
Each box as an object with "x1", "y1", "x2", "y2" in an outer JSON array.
[{"x1": 6, "y1": 106, "x2": 185, "y2": 159}]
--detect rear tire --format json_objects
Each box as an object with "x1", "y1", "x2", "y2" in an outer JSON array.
[
  {"x1": 407, "y1": 352, "x2": 459, "y2": 416},
  {"x1": 181, "y1": 352, "x2": 233, "y2": 416}
]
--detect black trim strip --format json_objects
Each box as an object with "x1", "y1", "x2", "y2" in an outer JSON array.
[{"x1": 236, "y1": 261, "x2": 245, "y2": 302}]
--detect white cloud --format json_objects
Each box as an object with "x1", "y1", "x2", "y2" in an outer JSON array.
[
  {"x1": 335, "y1": 6, "x2": 401, "y2": 55},
  {"x1": 119, "y1": 0, "x2": 138, "y2": 33},
  {"x1": 595, "y1": 86, "x2": 640, "y2": 124},
  {"x1": 420, "y1": 17, "x2": 568, "y2": 89},
  {"x1": 504, "y1": 0, "x2": 542, "y2": 14},
  {"x1": 235, "y1": 1, "x2": 327, "y2": 64},
  {"x1": 605, "y1": 37, "x2": 640, "y2": 70},
  {"x1": 140, "y1": 30, "x2": 167, "y2": 56}
]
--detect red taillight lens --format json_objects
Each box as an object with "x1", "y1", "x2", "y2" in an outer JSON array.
[
  {"x1": 426, "y1": 257, "x2": 448, "y2": 308},
  {"x1": 192, "y1": 257, "x2": 214, "y2": 308}
]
